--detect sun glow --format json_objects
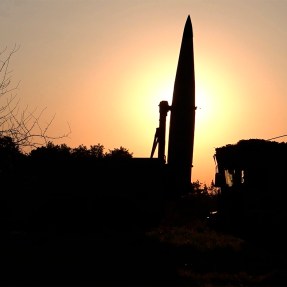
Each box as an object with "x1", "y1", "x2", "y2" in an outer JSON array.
[
  {"x1": 195, "y1": 84, "x2": 213, "y2": 125},
  {"x1": 155, "y1": 81, "x2": 174, "y2": 105}
]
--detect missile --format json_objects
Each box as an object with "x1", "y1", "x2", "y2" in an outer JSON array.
[{"x1": 167, "y1": 15, "x2": 196, "y2": 192}]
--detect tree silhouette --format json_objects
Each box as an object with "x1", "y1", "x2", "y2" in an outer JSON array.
[
  {"x1": 29, "y1": 141, "x2": 71, "y2": 160},
  {"x1": 29, "y1": 141, "x2": 133, "y2": 160},
  {"x1": 105, "y1": 146, "x2": 133, "y2": 159},
  {"x1": 0, "y1": 135, "x2": 23, "y2": 172},
  {"x1": 89, "y1": 144, "x2": 105, "y2": 159},
  {"x1": 0, "y1": 45, "x2": 70, "y2": 152}
]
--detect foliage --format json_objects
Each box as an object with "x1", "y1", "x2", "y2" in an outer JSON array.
[
  {"x1": 29, "y1": 141, "x2": 133, "y2": 160},
  {"x1": 104, "y1": 146, "x2": 133, "y2": 159},
  {"x1": 29, "y1": 141, "x2": 71, "y2": 160},
  {"x1": 0, "y1": 135, "x2": 23, "y2": 171},
  {"x1": 191, "y1": 180, "x2": 220, "y2": 196},
  {"x1": 0, "y1": 135, "x2": 20, "y2": 154},
  {"x1": 71, "y1": 143, "x2": 105, "y2": 159},
  {"x1": 147, "y1": 222, "x2": 244, "y2": 251},
  {"x1": 90, "y1": 144, "x2": 105, "y2": 159}
]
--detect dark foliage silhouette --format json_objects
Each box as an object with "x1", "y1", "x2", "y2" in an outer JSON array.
[
  {"x1": 105, "y1": 146, "x2": 133, "y2": 159},
  {"x1": 0, "y1": 135, "x2": 23, "y2": 168},
  {"x1": 0, "y1": 137, "x2": 179, "y2": 285}
]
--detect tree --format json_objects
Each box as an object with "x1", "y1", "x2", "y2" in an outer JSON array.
[
  {"x1": 29, "y1": 142, "x2": 133, "y2": 161},
  {"x1": 89, "y1": 144, "x2": 105, "y2": 159},
  {"x1": 0, "y1": 136, "x2": 23, "y2": 172},
  {"x1": 71, "y1": 144, "x2": 89, "y2": 159},
  {"x1": 105, "y1": 146, "x2": 133, "y2": 159},
  {"x1": 0, "y1": 45, "x2": 70, "y2": 153},
  {"x1": 29, "y1": 141, "x2": 71, "y2": 160},
  {"x1": 192, "y1": 180, "x2": 220, "y2": 196}
]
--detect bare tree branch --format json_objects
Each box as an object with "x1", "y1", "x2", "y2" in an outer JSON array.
[{"x1": 0, "y1": 45, "x2": 71, "y2": 153}]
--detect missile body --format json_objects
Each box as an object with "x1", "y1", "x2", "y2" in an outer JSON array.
[{"x1": 167, "y1": 15, "x2": 196, "y2": 192}]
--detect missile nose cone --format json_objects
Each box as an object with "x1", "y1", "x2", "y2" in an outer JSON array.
[{"x1": 183, "y1": 15, "x2": 193, "y2": 38}]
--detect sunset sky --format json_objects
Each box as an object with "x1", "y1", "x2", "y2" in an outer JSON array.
[{"x1": 1, "y1": 0, "x2": 287, "y2": 185}]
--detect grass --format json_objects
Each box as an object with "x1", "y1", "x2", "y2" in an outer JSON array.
[
  {"x1": 144, "y1": 195, "x2": 287, "y2": 286},
  {"x1": 1, "y1": 191, "x2": 287, "y2": 286}
]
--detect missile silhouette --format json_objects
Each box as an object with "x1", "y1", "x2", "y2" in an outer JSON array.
[{"x1": 167, "y1": 15, "x2": 196, "y2": 191}]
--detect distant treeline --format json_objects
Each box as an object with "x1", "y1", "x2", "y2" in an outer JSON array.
[
  {"x1": 0, "y1": 136, "x2": 169, "y2": 232},
  {"x1": 0, "y1": 136, "x2": 133, "y2": 163}
]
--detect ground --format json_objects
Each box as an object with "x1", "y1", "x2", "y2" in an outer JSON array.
[{"x1": 1, "y1": 195, "x2": 287, "y2": 286}]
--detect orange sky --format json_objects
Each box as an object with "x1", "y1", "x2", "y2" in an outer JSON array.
[{"x1": 1, "y1": 0, "x2": 287, "y2": 185}]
